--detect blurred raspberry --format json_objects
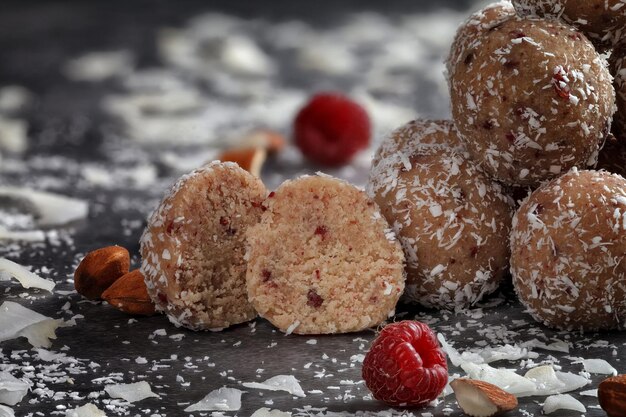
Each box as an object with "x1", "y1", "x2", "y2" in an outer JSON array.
[
  {"x1": 294, "y1": 92, "x2": 370, "y2": 167},
  {"x1": 362, "y1": 320, "x2": 448, "y2": 408}
]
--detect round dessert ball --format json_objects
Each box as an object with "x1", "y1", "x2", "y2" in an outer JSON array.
[
  {"x1": 511, "y1": 169, "x2": 626, "y2": 332},
  {"x1": 513, "y1": 0, "x2": 626, "y2": 50},
  {"x1": 449, "y1": 15, "x2": 615, "y2": 187},
  {"x1": 140, "y1": 161, "x2": 267, "y2": 330},
  {"x1": 446, "y1": 1, "x2": 516, "y2": 80},
  {"x1": 246, "y1": 174, "x2": 405, "y2": 335},
  {"x1": 368, "y1": 120, "x2": 514, "y2": 309}
]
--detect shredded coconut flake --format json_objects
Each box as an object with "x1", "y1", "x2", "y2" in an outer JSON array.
[
  {"x1": 0, "y1": 258, "x2": 55, "y2": 292},
  {"x1": 543, "y1": 394, "x2": 586, "y2": 414},
  {"x1": 243, "y1": 375, "x2": 306, "y2": 397},
  {"x1": 104, "y1": 381, "x2": 159, "y2": 403},
  {"x1": 184, "y1": 387, "x2": 243, "y2": 412},
  {"x1": 0, "y1": 301, "x2": 61, "y2": 348}
]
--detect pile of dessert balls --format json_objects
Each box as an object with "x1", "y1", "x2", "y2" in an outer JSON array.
[
  {"x1": 140, "y1": 0, "x2": 626, "y2": 336},
  {"x1": 370, "y1": 0, "x2": 626, "y2": 333}
]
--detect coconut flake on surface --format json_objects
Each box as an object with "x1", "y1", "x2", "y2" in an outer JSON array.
[
  {"x1": 0, "y1": 258, "x2": 55, "y2": 292},
  {"x1": 523, "y1": 365, "x2": 590, "y2": 396},
  {"x1": 64, "y1": 50, "x2": 134, "y2": 81},
  {"x1": 580, "y1": 389, "x2": 598, "y2": 397},
  {"x1": 0, "y1": 187, "x2": 88, "y2": 226},
  {"x1": 243, "y1": 375, "x2": 306, "y2": 397},
  {"x1": 250, "y1": 407, "x2": 292, "y2": 417},
  {"x1": 104, "y1": 381, "x2": 159, "y2": 402},
  {"x1": 0, "y1": 301, "x2": 61, "y2": 348},
  {"x1": 0, "y1": 225, "x2": 45, "y2": 242},
  {"x1": 0, "y1": 405, "x2": 14, "y2": 417},
  {"x1": 0, "y1": 372, "x2": 30, "y2": 406},
  {"x1": 461, "y1": 363, "x2": 536, "y2": 396},
  {"x1": 581, "y1": 358, "x2": 617, "y2": 375},
  {"x1": 521, "y1": 338, "x2": 570, "y2": 353},
  {"x1": 543, "y1": 394, "x2": 586, "y2": 414},
  {"x1": 64, "y1": 403, "x2": 107, "y2": 417},
  {"x1": 184, "y1": 387, "x2": 243, "y2": 412},
  {"x1": 0, "y1": 118, "x2": 27, "y2": 153}
]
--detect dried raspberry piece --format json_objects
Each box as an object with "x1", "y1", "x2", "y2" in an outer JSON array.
[
  {"x1": 294, "y1": 92, "x2": 370, "y2": 167},
  {"x1": 362, "y1": 321, "x2": 448, "y2": 407}
]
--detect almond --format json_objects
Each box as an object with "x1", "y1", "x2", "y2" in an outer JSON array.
[
  {"x1": 450, "y1": 378, "x2": 518, "y2": 417},
  {"x1": 101, "y1": 269, "x2": 156, "y2": 316},
  {"x1": 218, "y1": 147, "x2": 267, "y2": 177},
  {"x1": 74, "y1": 246, "x2": 130, "y2": 300},
  {"x1": 599, "y1": 374, "x2": 626, "y2": 417},
  {"x1": 236, "y1": 129, "x2": 286, "y2": 153}
]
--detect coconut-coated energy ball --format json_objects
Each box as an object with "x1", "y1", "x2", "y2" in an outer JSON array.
[
  {"x1": 513, "y1": 0, "x2": 626, "y2": 50},
  {"x1": 140, "y1": 162, "x2": 267, "y2": 330},
  {"x1": 447, "y1": 1, "x2": 516, "y2": 80},
  {"x1": 449, "y1": 15, "x2": 615, "y2": 187},
  {"x1": 368, "y1": 120, "x2": 514, "y2": 309},
  {"x1": 511, "y1": 169, "x2": 626, "y2": 332}
]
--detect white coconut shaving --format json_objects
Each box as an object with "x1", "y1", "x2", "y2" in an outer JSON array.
[
  {"x1": 0, "y1": 405, "x2": 14, "y2": 417},
  {"x1": 523, "y1": 365, "x2": 590, "y2": 396},
  {"x1": 543, "y1": 394, "x2": 586, "y2": 414},
  {"x1": 104, "y1": 381, "x2": 159, "y2": 403},
  {"x1": 581, "y1": 358, "x2": 618, "y2": 376},
  {"x1": 0, "y1": 86, "x2": 32, "y2": 113},
  {"x1": 0, "y1": 372, "x2": 30, "y2": 406},
  {"x1": 580, "y1": 389, "x2": 598, "y2": 397},
  {"x1": 0, "y1": 301, "x2": 61, "y2": 348},
  {"x1": 0, "y1": 258, "x2": 55, "y2": 292},
  {"x1": 250, "y1": 407, "x2": 292, "y2": 417},
  {"x1": 437, "y1": 334, "x2": 535, "y2": 366},
  {"x1": 461, "y1": 362, "x2": 537, "y2": 396},
  {"x1": 0, "y1": 117, "x2": 27, "y2": 154},
  {"x1": 64, "y1": 403, "x2": 107, "y2": 417},
  {"x1": 243, "y1": 375, "x2": 306, "y2": 397},
  {"x1": 184, "y1": 387, "x2": 243, "y2": 412},
  {"x1": 0, "y1": 187, "x2": 88, "y2": 226},
  {"x1": 0, "y1": 225, "x2": 45, "y2": 242},
  {"x1": 64, "y1": 50, "x2": 134, "y2": 81}
]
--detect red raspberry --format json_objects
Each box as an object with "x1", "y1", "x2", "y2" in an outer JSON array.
[
  {"x1": 362, "y1": 321, "x2": 448, "y2": 408},
  {"x1": 294, "y1": 92, "x2": 371, "y2": 167}
]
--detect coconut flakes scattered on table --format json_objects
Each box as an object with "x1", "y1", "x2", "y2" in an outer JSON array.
[
  {"x1": 251, "y1": 407, "x2": 292, "y2": 417},
  {"x1": 0, "y1": 187, "x2": 88, "y2": 226},
  {"x1": 0, "y1": 258, "x2": 55, "y2": 292},
  {"x1": 581, "y1": 358, "x2": 618, "y2": 375},
  {"x1": 460, "y1": 362, "x2": 537, "y2": 396},
  {"x1": 104, "y1": 381, "x2": 159, "y2": 403},
  {"x1": 543, "y1": 394, "x2": 586, "y2": 414},
  {"x1": 243, "y1": 375, "x2": 306, "y2": 397},
  {"x1": 0, "y1": 301, "x2": 62, "y2": 348},
  {"x1": 64, "y1": 403, "x2": 107, "y2": 417},
  {"x1": 0, "y1": 405, "x2": 14, "y2": 417},
  {"x1": 0, "y1": 371, "x2": 30, "y2": 406},
  {"x1": 184, "y1": 387, "x2": 243, "y2": 412}
]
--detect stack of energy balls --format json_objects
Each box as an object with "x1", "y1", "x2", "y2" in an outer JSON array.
[{"x1": 368, "y1": 0, "x2": 626, "y2": 333}]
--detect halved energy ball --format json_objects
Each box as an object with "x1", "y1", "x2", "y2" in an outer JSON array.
[
  {"x1": 246, "y1": 174, "x2": 405, "y2": 334},
  {"x1": 513, "y1": 0, "x2": 626, "y2": 50},
  {"x1": 449, "y1": 15, "x2": 615, "y2": 187},
  {"x1": 140, "y1": 161, "x2": 267, "y2": 330},
  {"x1": 368, "y1": 120, "x2": 513, "y2": 309},
  {"x1": 511, "y1": 169, "x2": 626, "y2": 332}
]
